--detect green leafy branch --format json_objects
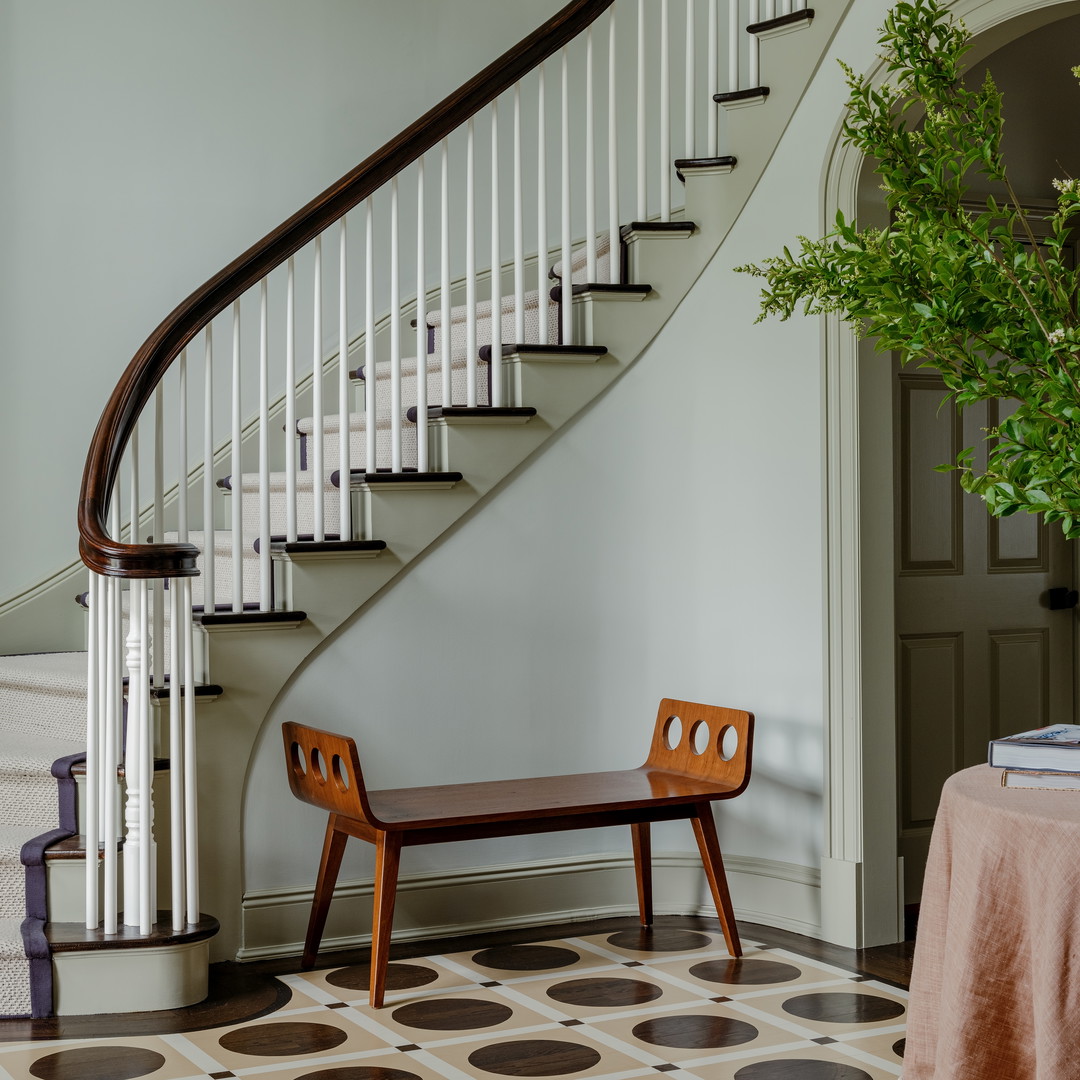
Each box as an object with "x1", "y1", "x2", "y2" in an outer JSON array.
[{"x1": 736, "y1": 0, "x2": 1080, "y2": 535}]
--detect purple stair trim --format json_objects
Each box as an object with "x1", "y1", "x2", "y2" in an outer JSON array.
[
  {"x1": 20, "y1": 918, "x2": 50, "y2": 1018},
  {"x1": 15, "y1": 750, "x2": 86, "y2": 1018}
]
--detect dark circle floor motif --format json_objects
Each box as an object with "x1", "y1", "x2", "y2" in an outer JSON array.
[
  {"x1": 29, "y1": 1046, "x2": 166, "y2": 1080},
  {"x1": 468, "y1": 1039, "x2": 603, "y2": 1077},
  {"x1": 326, "y1": 962, "x2": 439, "y2": 992},
  {"x1": 391, "y1": 997, "x2": 514, "y2": 1030},
  {"x1": 606, "y1": 927, "x2": 712, "y2": 952},
  {"x1": 546, "y1": 976, "x2": 663, "y2": 1008},
  {"x1": 633, "y1": 1013, "x2": 759, "y2": 1049},
  {"x1": 295, "y1": 1069, "x2": 423, "y2": 1080},
  {"x1": 690, "y1": 957, "x2": 802, "y2": 986},
  {"x1": 472, "y1": 944, "x2": 581, "y2": 971},
  {"x1": 893, "y1": 1038, "x2": 906, "y2": 1058},
  {"x1": 781, "y1": 992, "x2": 905, "y2": 1025},
  {"x1": 218, "y1": 1021, "x2": 348, "y2": 1056},
  {"x1": 734, "y1": 1060, "x2": 874, "y2": 1079}
]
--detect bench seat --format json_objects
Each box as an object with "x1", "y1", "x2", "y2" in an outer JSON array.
[{"x1": 283, "y1": 698, "x2": 753, "y2": 1007}]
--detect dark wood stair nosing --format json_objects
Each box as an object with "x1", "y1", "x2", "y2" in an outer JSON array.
[
  {"x1": 334, "y1": 469, "x2": 465, "y2": 488},
  {"x1": 713, "y1": 86, "x2": 770, "y2": 104},
  {"x1": 550, "y1": 283, "x2": 652, "y2": 301},
  {"x1": 479, "y1": 343, "x2": 608, "y2": 362},
  {"x1": 268, "y1": 539, "x2": 387, "y2": 556},
  {"x1": 405, "y1": 405, "x2": 538, "y2": 423},
  {"x1": 673, "y1": 156, "x2": 738, "y2": 182},
  {"x1": 198, "y1": 609, "x2": 306, "y2": 628},
  {"x1": 747, "y1": 8, "x2": 814, "y2": 35},
  {"x1": 619, "y1": 221, "x2": 695, "y2": 240}
]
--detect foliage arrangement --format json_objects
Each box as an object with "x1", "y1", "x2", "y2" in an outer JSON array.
[{"x1": 737, "y1": 0, "x2": 1080, "y2": 536}]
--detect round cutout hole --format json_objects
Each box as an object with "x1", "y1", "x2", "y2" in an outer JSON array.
[
  {"x1": 663, "y1": 715, "x2": 683, "y2": 751},
  {"x1": 290, "y1": 742, "x2": 307, "y2": 780},
  {"x1": 332, "y1": 753, "x2": 351, "y2": 792},
  {"x1": 718, "y1": 725, "x2": 739, "y2": 762},
  {"x1": 689, "y1": 720, "x2": 710, "y2": 756},
  {"x1": 310, "y1": 747, "x2": 328, "y2": 784}
]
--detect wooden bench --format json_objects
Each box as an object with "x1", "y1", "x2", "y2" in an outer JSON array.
[{"x1": 282, "y1": 697, "x2": 754, "y2": 1007}]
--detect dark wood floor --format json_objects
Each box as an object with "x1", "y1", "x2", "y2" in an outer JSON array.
[{"x1": 0, "y1": 914, "x2": 915, "y2": 1042}]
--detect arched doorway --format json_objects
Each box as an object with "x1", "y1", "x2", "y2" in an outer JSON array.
[{"x1": 820, "y1": 0, "x2": 1080, "y2": 949}]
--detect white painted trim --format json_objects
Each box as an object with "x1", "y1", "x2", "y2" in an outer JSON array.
[
  {"x1": 820, "y1": 0, "x2": 1080, "y2": 948},
  {"x1": 238, "y1": 851, "x2": 820, "y2": 961}
]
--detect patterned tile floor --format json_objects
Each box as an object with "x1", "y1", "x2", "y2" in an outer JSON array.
[{"x1": 0, "y1": 925, "x2": 906, "y2": 1080}]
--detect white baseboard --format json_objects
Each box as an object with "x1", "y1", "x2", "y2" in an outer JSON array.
[{"x1": 238, "y1": 851, "x2": 820, "y2": 961}]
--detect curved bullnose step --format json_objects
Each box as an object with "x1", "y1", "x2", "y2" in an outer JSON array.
[{"x1": 47, "y1": 913, "x2": 219, "y2": 1016}]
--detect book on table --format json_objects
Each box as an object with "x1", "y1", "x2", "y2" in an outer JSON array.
[
  {"x1": 988, "y1": 724, "x2": 1080, "y2": 771},
  {"x1": 1000, "y1": 769, "x2": 1080, "y2": 791}
]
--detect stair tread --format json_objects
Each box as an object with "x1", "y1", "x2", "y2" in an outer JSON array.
[{"x1": 46, "y1": 913, "x2": 220, "y2": 952}]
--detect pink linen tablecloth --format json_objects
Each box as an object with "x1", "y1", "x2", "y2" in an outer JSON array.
[{"x1": 904, "y1": 764, "x2": 1080, "y2": 1079}]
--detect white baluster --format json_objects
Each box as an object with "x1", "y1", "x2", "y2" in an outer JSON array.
[
  {"x1": 637, "y1": 0, "x2": 647, "y2": 220},
  {"x1": 181, "y1": 576, "x2": 198, "y2": 924},
  {"x1": 169, "y1": 574, "x2": 183, "y2": 931},
  {"x1": 104, "y1": 573, "x2": 120, "y2": 934},
  {"x1": 490, "y1": 101, "x2": 503, "y2": 407},
  {"x1": 729, "y1": 0, "x2": 739, "y2": 93},
  {"x1": 585, "y1": 26, "x2": 597, "y2": 284},
  {"x1": 259, "y1": 278, "x2": 271, "y2": 607},
  {"x1": 537, "y1": 63, "x2": 549, "y2": 344},
  {"x1": 177, "y1": 351, "x2": 188, "y2": 541},
  {"x1": 608, "y1": 7, "x2": 620, "y2": 284},
  {"x1": 561, "y1": 46, "x2": 572, "y2": 345},
  {"x1": 513, "y1": 84, "x2": 525, "y2": 345},
  {"x1": 231, "y1": 301, "x2": 243, "y2": 612},
  {"x1": 129, "y1": 426, "x2": 139, "y2": 547},
  {"x1": 153, "y1": 387, "x2": 164, "y2": 686},
  {"x1": 312, "y1": 236, "x2": 325, "y2": 538},
  {"x1": 708, "y1": 0, "x2": 719, "y2": 157},
  {"x1": 124, "y1": 579, "x2": 155, "y2": 934},
  {"x1": 440, "y1": 140, "x2": 452, "y2": 404},
  {"x1": 416, "y1": 160, "x2": 429, "y2": 467},
  {"x1": 339, "y1": 217, "x2": 352, "y2": 532},
  {"x1": 763, "y1": 0, "x2": 775, "y2": 19},
  {"x1": 466, "y1": 118, "x2": 478, "y2": 406},
  {"x1": 365, "y1": 197, "x2": 376, "y2": 476},
  {"x1": 390, "y1": 177, "x2": 402, "y2": 470},
  {"x1": 660, "y1": 0, "x2": 671, "y2": 222},
  {"x1": 685, "y1": 0, "x2": 696, "y2": 159},
  {"x1": 85, "y1": 574, "x2": 100, "y2": 929},
  {"x1": 202, "y1": 327, "x2": 215, "y2": 610},
  {"x1": 749, "y1": 0, "x2": 760, "y2": 87},
  {"x1": 286, "y1": 259, "x2": 298, "y2": 544}
]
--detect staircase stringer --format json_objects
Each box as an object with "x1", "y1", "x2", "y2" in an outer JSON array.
[{"x1": 180, "y1": 0, "x2": 858, "y2": 964}]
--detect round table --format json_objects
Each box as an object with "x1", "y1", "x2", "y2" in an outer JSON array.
[{"x1": 905, "y1": 764, "x2": 1080, "y2": 1079}]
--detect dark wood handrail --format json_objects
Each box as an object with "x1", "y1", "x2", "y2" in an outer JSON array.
[{"x1": 78, "y1": 0, "x2": 615, "y2": 578}]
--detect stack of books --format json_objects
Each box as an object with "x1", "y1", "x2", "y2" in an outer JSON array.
[{"x1": 989, "y1": 724, "x2": 1080, "y2": 789}]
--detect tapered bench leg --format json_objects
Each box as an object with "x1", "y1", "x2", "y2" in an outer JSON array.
[
  {"x1": 303, "y1": 817, "x2": 350, "y2": 969},
  {"x1": 369, "y1": 830, "x2": 404, "y2": 1008},
  {"x1": 691, "y1": 802, "x2": 741, "y2": 957},
  {"x1": 631, "y1": 822, "x2": 653, "y2": 926}
]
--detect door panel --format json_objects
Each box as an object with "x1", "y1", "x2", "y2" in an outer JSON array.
[{"x1": 895, "y1": 371, "x2": 1075, "y2": 902}]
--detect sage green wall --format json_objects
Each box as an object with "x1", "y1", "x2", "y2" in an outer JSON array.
[{"x1": 0, "y1": 0, "x2": 561, "y2": 608}]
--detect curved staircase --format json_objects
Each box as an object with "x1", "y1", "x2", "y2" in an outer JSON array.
[{"x1": 0, "y1": 0, "x2": 848, "y2": 1018}]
